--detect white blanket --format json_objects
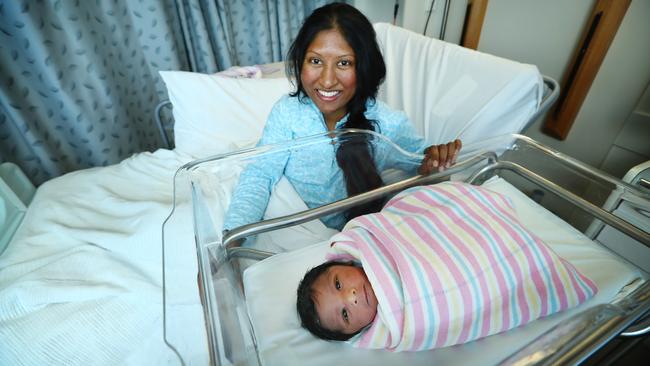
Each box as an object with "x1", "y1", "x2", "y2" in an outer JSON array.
[
  {"x1": 0, "y1": 147, "x2": 336, "y2": 366},
  {"x1": 0, "y1": 149, "x2": 208, "y2": 365}
]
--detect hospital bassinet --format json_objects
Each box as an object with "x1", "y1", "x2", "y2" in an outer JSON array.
[{"x1": 162, "y1": 132, "x2": 649, "y2": 366}]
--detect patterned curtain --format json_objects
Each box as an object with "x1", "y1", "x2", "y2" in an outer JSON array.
[
  {"x1": 176, "y1": 0, "x2": 331, "y2": 72},
  {"x1": 0, "y1": 1, "x2": 187, "y2": 185},
  {"x1": 0, "y1": 0, "x2": 332, "y2": 185}
]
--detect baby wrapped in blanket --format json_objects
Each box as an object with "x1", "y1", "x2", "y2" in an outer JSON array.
[{"x1": 296, "y1": 181, "x2": 597, "y2": 351}]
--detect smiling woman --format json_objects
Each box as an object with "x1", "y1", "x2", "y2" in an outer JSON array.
[
  {"x1": 300, "y1": 29, "x2": 357, "y2": 129},
  {"x1": 223, "y1": 2, "x2": 462, "y2": 234}
]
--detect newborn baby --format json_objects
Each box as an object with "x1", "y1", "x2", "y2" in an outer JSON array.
[
  {"x1": 297, "y1": 261, "x2": 377, "y2": 340},
  {"x1": 296, "y1": 182, "x2": 596, "y2": 351}
]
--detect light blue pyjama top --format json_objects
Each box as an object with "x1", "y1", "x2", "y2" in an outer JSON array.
[{"x1": 223, "y1": 94, "x2": 429, "y2": 231}]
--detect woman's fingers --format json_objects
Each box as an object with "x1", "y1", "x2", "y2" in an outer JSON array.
[
  {"x1": 418, "y1": 155, "x2": 431, "y2": 175},
  {"x1": 438, "y1": 143, "x2": 449, "y2": 169},
  {"x1": 452, "y1": 139, "x2": 462, "y2": 164},
  {"x1": 419, "y1": 156, "x2": 433, "y2": 175},
  {"x1": 428, "y1": 145, "x2": 439, "y2": 170},
  {"x1": 419, "y1": 139, "x2": 463, "y2": 175}
]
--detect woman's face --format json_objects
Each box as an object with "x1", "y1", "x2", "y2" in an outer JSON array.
[
  {"x1": 301, "y1": 28, "x2": 357, "y2": 129},
  {"x1": 313, "y1": 264, "x2": 378, "y2": 335}
]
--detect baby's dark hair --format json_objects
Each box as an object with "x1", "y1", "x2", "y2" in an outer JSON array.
[{"x1": 296, "y1": 261, "x2": 360, "y2": 341}]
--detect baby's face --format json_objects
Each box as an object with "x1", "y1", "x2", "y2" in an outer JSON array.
[{"x1": 313, "y1": 265, "x2": 378, "y2": 335}]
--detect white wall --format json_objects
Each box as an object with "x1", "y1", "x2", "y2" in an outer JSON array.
[
  {"x1": 353, "y1": 0, "x2": 466, "y2": 44},
  {"x1": 636, "y1": 82, "x2": 650, "y2": 114},
  {"x1": 479, "y1": 1, "x2": 594, "y2": 81},
  {"x1": 600, "y1": 82, "x2": 650, "y2": 178},
  {"x1": 474, "y1": 0, "x2": 650, "y2": 177},
  {"x1": 352, "y1": 0, "x2": 398, "y2": 25}
]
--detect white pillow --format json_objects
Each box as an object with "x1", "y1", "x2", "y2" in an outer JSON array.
[
  {"x1": 159, "y1": 71, "x2": 294, "y2": 158},
  {"x1": 374, "y1": 22, "x2": 543, "y2": 146}
]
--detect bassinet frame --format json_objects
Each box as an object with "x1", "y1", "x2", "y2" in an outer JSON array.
[{"x1": 164, "y1": 132, "x2": 649, "y2": 366}]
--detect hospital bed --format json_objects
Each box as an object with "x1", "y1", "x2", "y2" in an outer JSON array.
[{"x1": 0, "y1": 22, "x2": 646, "y2": 366}]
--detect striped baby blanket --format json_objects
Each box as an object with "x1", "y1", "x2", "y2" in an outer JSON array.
[{"x1": 328, "y1": 182, "x2": 597, "y2": 351}]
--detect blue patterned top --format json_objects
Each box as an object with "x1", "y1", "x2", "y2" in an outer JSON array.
[{"x1": 223, "y1": 94, "x2": 429, "y2": 231}]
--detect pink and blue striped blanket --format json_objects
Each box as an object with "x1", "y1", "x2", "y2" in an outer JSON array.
[{"x1": 328, "y1": 182, "x2": 597, "y2": 351}]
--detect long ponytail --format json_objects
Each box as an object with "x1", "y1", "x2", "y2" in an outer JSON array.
[{"x1": 335, "y1": 96, "x2": 384, "y2": 220}]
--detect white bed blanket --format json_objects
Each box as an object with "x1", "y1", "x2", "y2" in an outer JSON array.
[
  {"x1": 0, "y1": 149, "x2": 207, "y2": 365},
  {"x1": 0, "y1": 147, "x2": 338, "y2": 366}
]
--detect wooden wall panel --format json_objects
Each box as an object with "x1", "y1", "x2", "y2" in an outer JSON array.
[
  {"x1": 461, "y1": 0, "x2": 489, "y2": 50},
  {"x1": 544, "y1": 0, "x2": 631, "y2": 140}
]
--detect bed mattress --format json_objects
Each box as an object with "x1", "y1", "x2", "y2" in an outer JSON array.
[{"x1": 242, "y1": 176, "x2": 643, "y2": 366}]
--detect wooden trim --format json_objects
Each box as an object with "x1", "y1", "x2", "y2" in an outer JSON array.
[
  {"x1": 461, "y1": 0, "x2": 489, "y2": 50},
  {"x1": 543, "y1": 0, "x2": 631, "y2": 140}
]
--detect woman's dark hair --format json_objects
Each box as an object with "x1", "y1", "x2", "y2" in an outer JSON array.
[
  {"x1": 296, "y1": 261, "x2": 360, "y2": 341},
  {"x1": 287, "y1": 2, "x2": 386, "y2": 222}
]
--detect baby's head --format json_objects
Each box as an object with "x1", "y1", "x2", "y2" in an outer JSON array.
[{"x1": 296, "y1": 261, "x2": 378, "y2": 341}]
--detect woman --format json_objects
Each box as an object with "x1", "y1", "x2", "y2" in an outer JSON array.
[{"x1": 224, "y1": 3, "x2": 461, "y2": 232}]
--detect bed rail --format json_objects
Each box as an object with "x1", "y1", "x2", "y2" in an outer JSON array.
[
  {"x1": 223, "y1": 135, "x2": 650, "y2": 250},
  {"x1": 500, "y1": 280, "x2": 650, "y2": 366},
  {"x1": 154, "y1": 100, "x2": 173, "y2": 148},
  {"x1": 223, "y1": 151, "x2": 498, "y2": 250},
  {"x1": 470, "y1": 160, "x2": 649, "y2": 245},
  {"x1": 221, "y1": 134, "x2": 650, "y2": 366},
  {"x1": 523, "y1": 75, "x2": 559, "y2": 131}
]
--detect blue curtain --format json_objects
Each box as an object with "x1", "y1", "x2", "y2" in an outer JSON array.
[
  {"x1": 0, "y1": 0, "x2": 332, "y2": 185},
  {"x1": 176, "y1": 0, "x2": 331, "y2": 72}
]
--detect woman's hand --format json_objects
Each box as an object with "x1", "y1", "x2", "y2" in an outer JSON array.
[{"x1": 418, "y1": 139, "x2": 462, "y2": 175}]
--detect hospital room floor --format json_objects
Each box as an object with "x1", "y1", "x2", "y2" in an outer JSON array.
[{"x1": 583, "y1": 335, "x2": 650, "y2": 365}]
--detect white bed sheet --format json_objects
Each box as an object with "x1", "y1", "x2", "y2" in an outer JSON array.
[
  {"x1": 0, "y1": 149, "x2": 208, "y2": 366},
  {"x1": 243, "y1": 177, "x2": 643, "y2": 366},
  {"x1": 0, "y1": 146, "x2": 338, "y2": 366}
]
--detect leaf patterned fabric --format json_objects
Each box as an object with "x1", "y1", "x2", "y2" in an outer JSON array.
[
  {"x1": 176, "y1": 0, "x2": 329, "y2": 72},
  {"x1": 0, "y1": 0, "x2": 332, "y2": 184}
]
